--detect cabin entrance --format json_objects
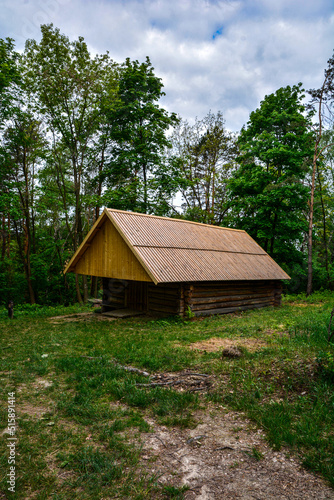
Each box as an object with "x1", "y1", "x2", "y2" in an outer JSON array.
[
  {"x1": 126, "y1": 281, "x2": 148, "y2": 312},
  {"x1": 102, "y1": 278, "x2": 148, "y2": 313}
]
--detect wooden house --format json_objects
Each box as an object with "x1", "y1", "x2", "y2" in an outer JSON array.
[{"x1": 64, "y1": 208, "x2": 290, "y2": 317}]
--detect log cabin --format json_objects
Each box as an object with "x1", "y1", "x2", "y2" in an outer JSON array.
[{"x1": 64, "y1": 208, "x2": 290, "y2": 317}]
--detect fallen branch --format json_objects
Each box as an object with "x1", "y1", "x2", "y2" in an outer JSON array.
[
  {"x1": 80, "y1": 356, "x2": 150, "y2": 377},
  {"x1": 154, "y1": 435, "x2": 167, "y2": 448},
  {"x1": 117, "y1": 365, "x2": 150, "y2": 377},
  {"x1": 187, "y1": 435, "x2": 207, "y2": 444},
  {"x1": 136, "y1": 380, "x2": 182, "y2": 387}
]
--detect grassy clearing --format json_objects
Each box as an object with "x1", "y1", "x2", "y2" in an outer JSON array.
[{"x1": 1, "y1": 292, "x2": 334, "y2": 498}]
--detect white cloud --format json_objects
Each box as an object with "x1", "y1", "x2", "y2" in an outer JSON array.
[{"x1": 1, "y1": 0, "x2": 333, "y2": 131}]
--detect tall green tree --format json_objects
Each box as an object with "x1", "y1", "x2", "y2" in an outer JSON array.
[
  {"x1": 102, "y1": 57, "x2": 179, "y2": 214},
  {"x1": 312, "y1": 142, "x2": 334, "y2": 288},
  {"x1": 0, "y1": 38, "x2": 21, "y2": 124},
  {"x1": 306, "y1": 53, "x2": 334, "y2": 294},
  {"x1": 171, "y1": 111, "x2": 237, "y2": 224},
  {"x1": 228, "y1": 84, "x2": 314, "y2": 267},
  {"x1": 0, "y1": 38, "x2": 21, "y2": 266},
  {"x1": 23, "y1": 24, "x2": 118, "y2": 301},
  {"x1": 1, "y1": 108, "x2": 47, "y2": 303}
]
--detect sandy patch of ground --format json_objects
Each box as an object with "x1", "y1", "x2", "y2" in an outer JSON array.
[
  {"x1": 49, "y1": 312, "x2": 116, "y2": 323},
  {"x1": 287, "y1": 303, "x2": 323, "y2": 307},
  {"x1": 141, "y1": 406, "x2": 334, "y2": 499},
  {"x1": 16, "y1": 377, "x2": 53, "y2": 394},
  {"x1": 16, "y1": 403, "x2": 49, "y2": 418},
  {"x1": 181, "y1": 337, "x2": 268, "y2": 353}
]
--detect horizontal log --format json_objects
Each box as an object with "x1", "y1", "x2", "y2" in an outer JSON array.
[
  {"x1": 193, "y1": 280, "x2": 280, "y2": 287},
  {"x1": 190, "y1": 292, "x2": 275, "y2": 304},
  {"x1": 149, "y1": 298, "x2": 178, "y2": 306},
  {"x1": 192, "y1": 289, "x2": 279, "y2": 297},
  {"x1": 149, "y1": 298, "x2": 178, "y2": 308},
  {"x1": 191, "y1": 298, "x2": 274, "y2": 311},
  {"x1": 191, "y1": 286, "x2": 280, "y2": 297},
  {"x1": 187, "y1": 294, "x2": 274, "y2": 305},
  {"x1": 192, "y1": 283, "x2": 280, "y2": 292},
  {"x1": 193, "y1": 302, "x2": 275, "y2": 317},
  {"x1": 191, "y1": 292, "x2": 278, "y2": 300},
  {"x1": 149, "y1": 305, "x2": 179, "y2": 313}
]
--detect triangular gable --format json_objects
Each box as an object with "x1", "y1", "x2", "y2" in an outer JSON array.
[{"x1": 64, "y1": 210, "x2": 153, "y2": 282}]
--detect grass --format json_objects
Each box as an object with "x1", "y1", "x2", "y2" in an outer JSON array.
[{"x1": 0, "y1": 292, "x2": 334, "y2": 497}]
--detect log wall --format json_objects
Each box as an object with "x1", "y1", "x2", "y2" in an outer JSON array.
[
  {"x1": 147, "y1": 283, "x2": 182, "y2": 315},
  {"x1": 101, "y1": 278, "x2": 283, "y2": 317},
  {"x1": 183, "y1": 280, "x2": 282, "y2": 316}
]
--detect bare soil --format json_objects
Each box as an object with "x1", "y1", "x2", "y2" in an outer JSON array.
[
  {"x1": 141, "y1": 406, "x2": 334, "y2": 499},
  {"x1": 184, "y1": 337, "x2": 268, "y2": 353}
]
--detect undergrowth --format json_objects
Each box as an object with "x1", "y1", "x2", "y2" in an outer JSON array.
[{"x1": 1, "y1": 294, "x2": 334, "y2": 497}]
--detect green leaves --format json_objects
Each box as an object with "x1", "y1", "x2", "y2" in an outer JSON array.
[
  {"x1": 228, "y1": 85, "x2": 314, "y2": 263},
  {"x1": 103, "y1": 57, "x2": 178, "y2": 215},
  {"x1": 171, "y1": 111, "x2": 237, "y2": 224}
]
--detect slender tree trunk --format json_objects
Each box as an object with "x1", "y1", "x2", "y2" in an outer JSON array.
[
  {"x1": 212, "y1": 165, "x2": 215, "y2": 223},
  {"x1": 75, "y1": 274, "x2": 83, "y2": 304},
  {"x1": 143, "y1": 162, "x2": 147, "y2": 213},
  {"x1": 82, "y1": 275, "x2": 88, "y2": 303},
  {"x1": 26, "y1": 260, "x2": 36, "y2": 304},
  {"x1": 316, "y1": 165, "x2": 330, "y2": 283},
  {"x1": 13, "y1": 219, "x2": 36, "y2": 304},
  {"x1": 307, "y1": 147, "x2": 318, "y2": 296},
  {"x1": 270, "y1": 212, "x2": 278, "y2": 255},
  {"x1": 90, "y1": 276, "x2": 99, "y2": 298},
  {"x1": 1, "y1": 214, "x2": 5, "y2": 259},
  {"x1": 7, "y1": 211, "x2": 10, "y2": 258}
]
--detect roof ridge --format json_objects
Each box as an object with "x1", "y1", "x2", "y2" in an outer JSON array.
[
  {"x1": 106, "y1": 208, "x2": 244, "y2": 233},
  {"x1": 133, "y1": 245, "x2": 265, "y2": 255}
]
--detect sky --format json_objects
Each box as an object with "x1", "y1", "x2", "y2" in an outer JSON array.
[{"x1": 1, "y1": 0, "x2": 333, "y2": 131}]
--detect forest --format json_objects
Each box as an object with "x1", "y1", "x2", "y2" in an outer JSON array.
[{"x1": 0, "y1": 24, "x2": 333, "y2": 306}]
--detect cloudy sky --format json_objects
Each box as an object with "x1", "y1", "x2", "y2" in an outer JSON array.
[{"x1": 1, "y1": 0, "x2": 333, "y2": 131}]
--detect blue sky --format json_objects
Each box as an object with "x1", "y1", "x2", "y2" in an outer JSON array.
[{"x1": 1, "y1": 0, "x2": 333, "y2": 131}]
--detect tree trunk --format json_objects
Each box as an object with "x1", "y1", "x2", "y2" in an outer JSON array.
[
  {"x1": 75, "y1": 274, "x2": 83, "y2": 304},
  {"x1": 82, "y1": 275, "x2": 89, "y2": 303},
  {"x1": 316, "y1": 165, "x2": 331, "y2": 284},
  {"x1": 306, "y1": 148, "x2": 318, "y2": 296},
  {"x1": 26, "y1": 263, "x2": 36, "y2": 304},
  {"x1": 1, "y1": 214, "x2": 5, "y2": 260},
  {"x1": 270, "y1": 212, "x2": 278, "y2": 255}
]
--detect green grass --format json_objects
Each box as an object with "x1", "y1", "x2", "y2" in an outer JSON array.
[{"x1": 1, "y1": 294, "x2": 334, "y2": 497}]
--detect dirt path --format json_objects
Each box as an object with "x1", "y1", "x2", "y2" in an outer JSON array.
[{"x1": 141, "y1": 405, "x2": 334, "y2": 499}]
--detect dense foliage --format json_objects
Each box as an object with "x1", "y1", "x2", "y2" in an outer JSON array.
[
  {"x1": 227, "y1": 84, "x2": 314, "y2": 271},
  {"x1": 0, "y1": 25, "x2": 333, "y2": 304}
]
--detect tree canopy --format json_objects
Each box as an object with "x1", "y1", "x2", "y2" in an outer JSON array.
[
  {"x1": 102, "y1": 57, "x2": 179, "y2": 214},
  {"x1": 228, "y1": 84, "x2": 314, "y2": 267},
  {"x1": 0, "y1": 25, "x2": 333, "y2": 304}
]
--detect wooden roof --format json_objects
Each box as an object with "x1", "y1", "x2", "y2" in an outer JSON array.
[{"x1": 64, "y1": 208, "x2": 290, "y2": 284}]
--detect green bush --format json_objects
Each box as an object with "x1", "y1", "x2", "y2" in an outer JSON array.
[{"x1": 317, "y1": 350, "x2": 334, "y2": 382}]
